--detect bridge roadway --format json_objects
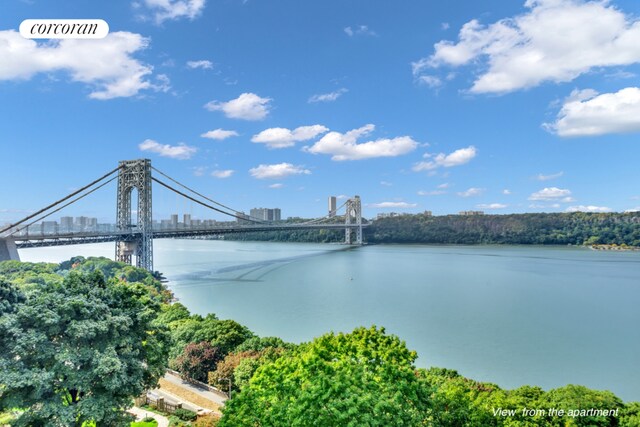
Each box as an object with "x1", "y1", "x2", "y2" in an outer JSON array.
[{"x1": 12, "y1": 223, "x2": 368, "y2": 249}]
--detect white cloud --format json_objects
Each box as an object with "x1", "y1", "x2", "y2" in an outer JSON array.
[
  {"x1": 139, "y1": 139, "x2": 196, "y2": 159},
  {"x1": 417, "y1": 75, "x2": 442, "y2": 88},
  {"x1": 201, "y1": 129, "x2": 239, "y2": 140},
  {"x1": 535, "y1": 171, "x2": 564, "y2": 181},
  {"x1": 418, "y1": 190, "x2": 446, "y2": 196},
  {"x1": 380, "y1": 181, "x2": 392, "y2": 187},
  {"x1": 308, "y1": 88, "x2": 348, "y2": 103},
  {"x1": 187, "y1": 59, "x2": 213, "y2": 69},
  {"x1": 205, "y1": 93, "x2": 271, "y2": 121},
  {"x1": 413, "y1": 146, "x2": 477, "y2": 171},
  {"x1": 545, "y1": 87, "x2": 640, "y2": 136},
  {"x1": 368, "y1": 202, "x2": 417, "y2": 209},
  {"x1": 416, "y1": 0, "x2": 640, "y2": 94},
  {"x1": 565, "y1": 205, "x2": 612, "y2": 213},
  {"x1": 153, "y1": 74, "x2": 171, "y2": 93},
  {"x1": 625, "y1": 207, "x2": 640, "y2": 213},
  {"x1": 252, "y1": 125, "x2": 328, "y2": 149},
  {"x1": 0, "y1": 30, "x2": 158, "y2": 100},
  {"x1": 606, "y1": 70, "x2": 636, "y2": 80},
  {"x1": 502, "y1": 189, "x2": 512, "y2": 195},
  {"x1": 344, "y1": 25, "x2": 377, "y2": 37},
  {"x1": 249, "y1": 163, "x2": 311, "y2": 179},
  {"x1": 528, "y1": 187, "x2": 575, "y2": 202},
  {"x1": 306, "y1": 124, "x2": 418, "y2": 161},
  {"x1": 457, "y1": 187, "x2": 484, "y2": 197},
  {"x1": 140, "y1": 0, "x2": 206, "y2": 24},
  {"x1": 477, "y1": 203, "x2": 507, "y2": 209},
  {"x1": 211, "y1": 169, "x2": 235, "y2": 179},
  {"x1": 269, "y1": 183, "x2": 284, "y2": 189},
  {"x1": 437, "y1": 183, "x2": 451, "y2": 189},
  {"x1": 211, "y1": 169, "x2": 234, "y2": 178}
]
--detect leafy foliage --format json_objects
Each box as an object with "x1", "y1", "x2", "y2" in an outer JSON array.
[
  {"x1": 171, "y1": 341, "x2": 222, "y2": 383},
  {"x1": 208, "y1": 351, "x2": 260, "y2": 392},
  {"x1": 0, "y1": 260, "x2": 169, "y2": 426},
  {"x1": 174, "y1": 408, "x2": 197, "y2": 421},
  {"x1": 168, "y1": 315, "x2": 254, "y2": 360},
  {"x1": 223, "y1": 212, "x2": 640, "y2": 246},
  {"x1": 368, "y1": 212, "x2": 640, "y2": 246},
  {"x1": 219, "y1": 326, "x2": 432, "y2": 426}
]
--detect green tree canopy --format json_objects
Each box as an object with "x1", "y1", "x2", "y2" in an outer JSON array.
[
  {"x1": 219, "y1": 326, "x2": 432, "y2": 426},
  {"x1": 171, "y1": 341, "x2": 222, "y2": 383},
  {"x1": 0, "y1": 269, "x2": 169, "y2": 426},
  {"x1": 169, "y1": 315, "x2": 254, "y2": 359}
]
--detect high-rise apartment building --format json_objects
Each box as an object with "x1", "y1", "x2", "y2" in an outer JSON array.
[
  {"x1": 60, "y1": 216, "x2": 73, "y2": 232},
  {"x1": 250, "y1": 208, "x2": 281, "y2": 221},
  {"x1": 41, "y1": 221, "x2": 58, "y2": 234},
  {"x1": 328, "y1": 196, "x2": 337, "y2": 217}
]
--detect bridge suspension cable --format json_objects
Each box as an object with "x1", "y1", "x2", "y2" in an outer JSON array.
[
  {"x1": 290, "y1": 199, "x2": 350, "y2": 226},
  {"x1": 151, "y1": 177, "x2": 265, "y2": 223},
  {"x1": 7, "y1": 175, "x2": 119, "y2": 237},
  {"x1": 0, "y1": 166, "x2": 122, "y2": 236},
  {"x1": 152, "y1": 167, "x2": 268, "y2": 224}
]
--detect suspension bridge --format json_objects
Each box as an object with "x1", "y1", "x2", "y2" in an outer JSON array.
[{"x1": 0, "y1": 159, "x2": 365, "y2": 272}]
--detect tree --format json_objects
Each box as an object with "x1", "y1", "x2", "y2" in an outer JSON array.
[
  {"x1": 208, "y1": 351, "x2": 260, "y2": 392},
  {"x1": 0, "y1": 270, "x2": 169, "y2": 426},
  {"x1": 219, "y1": 326, "x2": 432, "y2": 426},
  {"x1": 541, "y1": 385, "x2": 623, "y2": 427},
  {"x1": 620, "y1": 402, "x2": 640, "y2": 427},
  {"x1": 169, "y1": 316, "x2": 254, "y2": 359},
  {"x1": 172, "y1": 341, "x2": 222, "y2": 383}
]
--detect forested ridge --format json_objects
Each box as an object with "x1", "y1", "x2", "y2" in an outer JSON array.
[
  {"x1": 227, "y1": 212, "x2": 640, "y2": 246},
  {"x1": 1, "y1": 258, "x2": 639, "y2": 426},
  {"x1": 368, "y1": 212, "x2": 640, "y2": 246}
]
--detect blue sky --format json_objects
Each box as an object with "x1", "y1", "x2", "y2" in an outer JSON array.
[{"x1": 2, "y1": 0, "x2": 640, "y2": 224}]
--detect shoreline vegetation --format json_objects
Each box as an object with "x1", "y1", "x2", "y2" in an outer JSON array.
[
  {"x1": 226, "y1": 211, "x2": 640, "y2": 248},
  {"x1": 1, "y1": 257, "x2": 639, "y2": 426},
  {"x1": 589, "y1": 243, "x2": 640, "y2": 251}
]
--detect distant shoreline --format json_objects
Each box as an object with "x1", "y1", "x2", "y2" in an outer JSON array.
[{"x1": 589, "y1": 244, "x2": 640, "y2": 251}]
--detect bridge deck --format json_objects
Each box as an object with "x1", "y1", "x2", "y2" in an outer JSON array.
[{"x1": 11, "y1": 223, "x2": 368, "y2": 248}]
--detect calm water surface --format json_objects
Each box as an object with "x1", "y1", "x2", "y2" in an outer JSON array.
[{"x1": 20, "y1": 240, "x2": 640, "y2": 401}]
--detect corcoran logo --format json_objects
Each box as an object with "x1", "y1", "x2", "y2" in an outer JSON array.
[{"x1": 19, "y1": 19, "x2": 109, "y2": 39}]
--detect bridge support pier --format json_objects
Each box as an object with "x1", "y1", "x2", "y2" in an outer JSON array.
[
  {"x1": 0, "y1": 237, "x2": 20, "y2": 262},
  {"x1": 345, "y1": 196, "x2": 362, "y2": 245},
  {"x1": 116, "y1": 159, "x2": 153, "y2": 271}
]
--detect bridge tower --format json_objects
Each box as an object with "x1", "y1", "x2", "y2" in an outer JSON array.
[
  {"x1": 345, "y1": 195, "x2": 362, "y2": 245},
  {"x1": 116, "y1": 159, "x2": 153, "y2": 271}
]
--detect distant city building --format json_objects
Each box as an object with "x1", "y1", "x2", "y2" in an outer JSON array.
[
  {"x1": 183, "y1": 214, "x2": 191, "y2": 228},
  {"x1": 170, "y1": 214, "x2": 178, "y2": 228},
  {"x1": 74, "y1": 216, "x2": 88, "y2": 230},
  {"x1": 41, "y1": 221, "x2": 58, "y2": 234},
  {"x1": 375, "y1": 212, "x2": 402, "y2": 220},
  {"x1": 328, "y1": 196, "x2": 337, "y2": 217},
  {"x1": 423, "y1": 211, "x2": 433, "y2": 217},
  {"x1": 236, "y1": 211, "x2": 251, "y2": 224},
  {"x1": 60, "y1": 216, "x2": 73, "y2": 232},
  {"x1": 250, "y1": 208, "x2": 281, "y2": 222},
  {"x1": 459, "y1": 210, "x2": 484, "y2": 216},
  {"x1": 87, "y1": 217, "x2": 97, "y2": 230}
]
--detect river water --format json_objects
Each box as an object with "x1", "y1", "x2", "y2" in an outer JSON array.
[{"x1": 19, "y1": 240, "x2": 640, "y2": 401}]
